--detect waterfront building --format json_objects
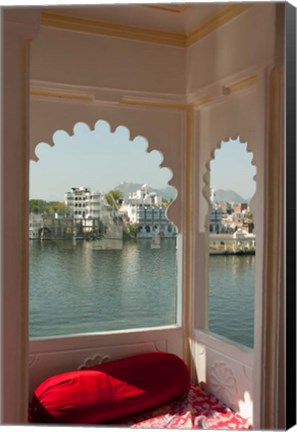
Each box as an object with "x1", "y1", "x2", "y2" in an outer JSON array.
[
  {"x1": 209, "y1": 207, "x2": 223, "y2": 233},
  {"x1": 29, "y1": 213, "x2": 44, "y2": 239},
  {"x1": 124, "y1": 185, "x2": 176, "y2": 238},
  {"x1": 126, "y1": 203, "x2": 176, "y2": 238},
  {"x1": 127, "y1": 184, "x2": 162, "y2": 206},
  {"x1": 64, "y1": 187, "x2": 121, "y2": 238},
  {"x1": 28, "y1": 188, "x2": 123, "y2": 240},
  {"x1": 65, "y1": 187, "x2": 106, "y2": 220},
  {"x1": 209, "y1": 230, "x2": 256, "y2": 254}
]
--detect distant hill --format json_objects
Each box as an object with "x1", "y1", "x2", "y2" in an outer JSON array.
[
  {"x1": 112, "y1": 182, "x2": 177, "y2": 201},
  {"x1": 213, "y1": 189, "x2": 248, "y2": 203},
  {"x1": 111, "y1": 183, "x2": 247, "y2": 204}
]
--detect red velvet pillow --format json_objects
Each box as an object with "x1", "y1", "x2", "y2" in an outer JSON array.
[{"x1": 30, "y1": 352, "x2": 190, "y2": 425}]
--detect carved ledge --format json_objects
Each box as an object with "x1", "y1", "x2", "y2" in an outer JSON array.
[{"x1": 78, "y1": 353, "x2": 111, "y2": 370}]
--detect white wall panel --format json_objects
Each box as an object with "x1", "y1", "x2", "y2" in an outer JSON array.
[{"x1": 30, "y1": 27, "x2": 186, "y2": 94}]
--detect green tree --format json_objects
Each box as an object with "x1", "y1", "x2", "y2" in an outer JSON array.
[
  {"x1": 45, "y1": 201, "x2": 68, "y2": 216},
  {"x1": 105, "y1": 190, "x2": 123, "y2": 211},
  {"x1": 162, "y1": 197, "x2": 172, "y2": 207},
  {"x1": 29, "y1": 199, "x2": 48, "y2": 214},
  {"x1": 29, "y1": 199, "x2": 68, "y2": 216},
  {"x1": 127, "y1": 222, "x2": 141, "y2": 237}
]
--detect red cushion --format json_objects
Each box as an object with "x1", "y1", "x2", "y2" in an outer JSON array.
[{"x1": 30, "y1": 352, "x2": 190, "y2": 425}]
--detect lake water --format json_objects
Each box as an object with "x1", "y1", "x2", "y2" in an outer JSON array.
[{"x1": 29, "y1": 239, "x2": 254, "y2": 348}]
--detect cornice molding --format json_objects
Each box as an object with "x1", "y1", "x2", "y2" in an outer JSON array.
[
  {"x1": 41, "y1": 3, "x2": 253, "y2": 48},
  {"x1": 186, "y1": 3, "x2": 252, "y2": 47},
  {"x1": 41, "y1": 11, "x2": 186, "y2": 47},
  {"x1": 145, "y1": 4, "x2": 189, "y2": 13}
]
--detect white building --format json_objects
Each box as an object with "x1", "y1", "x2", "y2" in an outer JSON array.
[
  {"x1": 127, "y1": 204, "x2": 176, "y2": 238},
  {"x1": 128, "y1": 184, "x2": 162, "y2": 206},
  {"x1": 125, "y1": 185, "x2": 176, "y2": 238},
  {"x1": 65, "y1": 187, "x2": 105, "y2": 220},
  {"x1": 65, "y1": 187, "x2": 121, "y2": 237},
  {"x1": 209, "y1": 207, "x2": 223, "y2": 233}
]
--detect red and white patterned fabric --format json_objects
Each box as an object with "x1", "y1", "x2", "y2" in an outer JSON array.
[{"x1": 116, "y1": 384, "x2": 252, "y2": 430}]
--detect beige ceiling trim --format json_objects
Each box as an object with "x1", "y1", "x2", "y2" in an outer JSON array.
[
  {"x1": 41, "y1": 11, "x2": 186, "y2": 47},
  {"x1": 222, "y1": 75, "x2": 257, "y2": 95},
  {"x1": 121, "y1": 95, "x2": 211, "y2": 110},
  {"x1": 30, "y1": 86, "x2": 95, "y2": 102},
  {"x1": 30, "y1": 86, "x2": 212, "y2": 109},
  {"x1": 120, "y1": 96, "x2": 187, "y2": 110},
  {"x1": 186, "y1": 3, "x2": 253, "y2": 47},
  {"x1": 146, "y1": 4, "x2": 189, "y2": 13},
  {"x1": 41, "y1": 4, "x2": 252, "y2": 48},
  {"x1": 190, "y1": 95, "x2": 212, "y2": 107}
]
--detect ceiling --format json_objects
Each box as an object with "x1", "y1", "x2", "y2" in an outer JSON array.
[{"x1": 40, "y1": 3, "x2": 230, "y2": 36}]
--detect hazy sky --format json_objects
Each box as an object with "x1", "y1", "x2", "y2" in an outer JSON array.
[
  {"x1": 30, "y1": 121, "x2": 173, "y2": 201},
  {"x1": 210, "y1": 139, "x2": 256, "y2": 200},
  {"x1": 30, "y1": 121, "x2": 256, "y2": 202}
]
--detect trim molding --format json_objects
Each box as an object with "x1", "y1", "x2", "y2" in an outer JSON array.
[
  {"x1": 41, "y1": 3, "x2": 252, "y2": 48},
  {"x1": 30, "y1": 88, "x2": 212, "y2": 111},
  {"x1": 120, "y1": 96, "x2": 212, "y2": 111},
  {"x1": 30, "y1": 85, "x2": 213, "y2": 111},
  {"x1": 222, "y1": 75, "x2": 257, "y2": 95},
  {"x1": 120, "y1": 96, "x2": 187, "y2": 110},
  {"x1": 30, "y1": 86, "x2": 95, "y2": 102},
  {"x1": 190, "y1": 95, "x2": 212, "y2": 107}
]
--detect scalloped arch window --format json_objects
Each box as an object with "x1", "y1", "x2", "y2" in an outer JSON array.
[
  {"x1": 207, "y1": 138, "x2": 256, "y2": 349},
  {"x1": 29, "y1": 120, "x2": 179, "y2": 339}
]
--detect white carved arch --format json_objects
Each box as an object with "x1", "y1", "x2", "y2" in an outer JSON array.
[
  {"x1": 202, "y1": 135, "x2": 257, "y2": 233},
  {"x1": 192, "y1": 129, "x2": 259, "y2": 422},
  {"x1": 30, "y1": 117, "x2": 180, "y2": 230}
]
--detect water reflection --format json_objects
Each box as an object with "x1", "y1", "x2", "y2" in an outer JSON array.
[
  {"x1": 29, "y1": 240, "x2": 255, "y2": 347},
  {"x1": 208, "y1": 255, "x2": 255, "y2": 348},
  {"x1": 29, "y1": 239, "x2": 178, "y2": 338}
]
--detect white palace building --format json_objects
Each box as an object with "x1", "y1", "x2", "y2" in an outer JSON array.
[
  {"x1": 65, "y1": 187, "x2": 106, "y2": 220},
  {"x1": 122, "y1": 184, "x2": 177, "y2": 238}
]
